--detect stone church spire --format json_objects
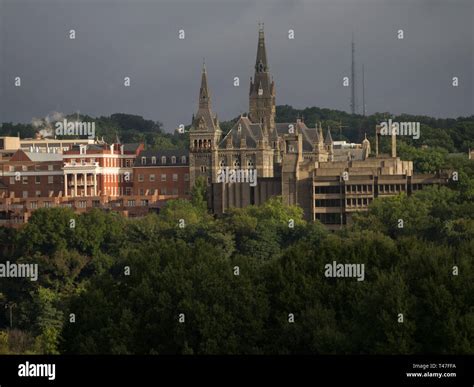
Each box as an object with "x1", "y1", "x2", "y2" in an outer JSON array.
[
  {"x1": 255, "y1": 23, "x2": 268, "y2": 73},
  {"x1": 199, "y1": 61, "x2": 211, "y2": 109},
  {"x1": 249, "y1": 24, "x2": 276, "y2": 133},
  {"x1": 192, "y1": 61, "x2": 219, "y2": 132}
]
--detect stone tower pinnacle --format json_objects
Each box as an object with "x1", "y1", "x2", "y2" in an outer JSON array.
[
  {"x1": 249, "y1": 24, "x2": 276, "y2": 133},
  {"x1": 199, "y1": 61, "x2": 211, "y2": 109}
]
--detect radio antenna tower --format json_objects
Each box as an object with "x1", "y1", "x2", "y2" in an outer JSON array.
[
  {"x1": 350, "y1": 33, "x2": 357, "y2": 115},
  {"x1": 362, "y1": 64, "x2": 366, "y2": 116}
]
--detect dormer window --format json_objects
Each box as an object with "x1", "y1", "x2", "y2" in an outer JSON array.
[
  {"x1": 161, "y1": 156, "x2": 166, "y2": 164},
  {"x1": 151, "y1": 156, "x2": 156, "y2": 165},
  {"x1": 141, "y1": 157, "x2": 146, "y2": 165},
  {"x1": 171, "y1": 156, "x2": 176, "y2": 164},
  {"x1": 181, "y1": 156, "x2": 186, "y2": 164}
]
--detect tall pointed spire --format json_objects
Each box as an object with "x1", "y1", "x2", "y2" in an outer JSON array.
[
  {"x1": 249, "y1": 23, "x2": 275, "y2": 132},
  {"x1": 192, "y1": 61, "x2": 219, "y2": 133},
  {"x1": 324, "y1": 127, "x2": 333, "y2": 145},
  {"x1": 255, "y1": 22, "x2": 268, "y2": 73},
  {"x1": 199, "y1": 60, "x2": 210, "y2": 109}
]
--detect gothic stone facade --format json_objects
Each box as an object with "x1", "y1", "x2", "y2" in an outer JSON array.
[{"x1": 188, "y1": 26, "x2": 446, "y2": 225}]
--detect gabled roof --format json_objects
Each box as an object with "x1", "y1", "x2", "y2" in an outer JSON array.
[
  {"x1": 218, "y1": 116, "x2": 264, "y2": 149},
  {"x1": 324, "y1": 128, "x2": 333, "y2": 145},
  {"x1": 276, "y1": 122, "x2": 321, "y2": 152},
  {"x1": 24, "y1": 152, "x2": 63, "y2": 162}
]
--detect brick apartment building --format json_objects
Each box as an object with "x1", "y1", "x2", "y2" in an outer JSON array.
[
  {"x1": 62, "y1": 143, "x2": 143, "y2": 197},
  {"x1": 0, "y1": 139, "x2": 190, "y2": 226},
  {"x1": 133, "y1": 150, "x2": 190, "y2": 197},
  {"x1": 0, "y1": 149, "x2": 64, "y2": 198}
]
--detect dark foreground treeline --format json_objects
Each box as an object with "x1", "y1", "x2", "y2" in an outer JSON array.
[{"x1": 0, "y1": 158, "x2": 472, "y2": 355}]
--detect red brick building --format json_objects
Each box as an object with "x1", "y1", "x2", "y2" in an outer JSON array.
[
  {"x1": 63, "y1": 143, "x2": 144, "y2": 197},
  {"x1": 133, "y1": 150, "x2": 190, "y2": 198},
  {"x1": 0, "y1": 149, "x2": 64, "y2": 198},
  {"x1": 0, "y1": 142, "x2": 190, "y2": 226}
]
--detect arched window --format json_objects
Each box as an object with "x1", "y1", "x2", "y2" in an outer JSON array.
[
  {"x1": 151, "y1": 156, "x2": 156, "y2": 165},
  {"x1": 219, "y1": 159, "x2": 226, "y2": 167},
  {"x1": 181, "y1": 156, "x2": 187, "y2": 164},
  {"x1": 198, "y1": 139, "x2": 202, "y2": 148},
  {"x1": 194, "y1": 140, "x2": 197, "y2": 148},
  {"x1": 141, "y1": 157, "x2": 146, "y2": 165},
  {"x1": 208, "y1": 139, "x2": 212, "y2": 148},
  {"x1": 247, "y1": 158, "x2": 254, "y2": 167},
  {"x1": 171, "y1": 156, "x2": 176, "y2": 164},
  {"x1": 161, "y1": 156, "x2": 166, "y2": 164},
  {"x1": 234, "y1": 158, "x2": 240, "y2": 167}
]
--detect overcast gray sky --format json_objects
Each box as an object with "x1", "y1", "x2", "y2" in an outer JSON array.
[{"x1": 1, "y1": 0, "x2": 473, "y2": 131}]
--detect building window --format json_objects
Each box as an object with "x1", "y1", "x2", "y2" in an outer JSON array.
[
  {"x1": 172, "y1": 188, "x2": 178, "y2": 195},
  {"x1": 173, "y1": 174, "x2": 178, "y2": 182},
  {"x1": 9, "y1": 166, "x2": 14, "y2": 172},
  {"x1": 22, "y1": 165, "x2": 27, "y2": 171},
  {"x1": 150, "y1": 174, "x2": 155, "y2": 182},
  {"x1": 171, "y1": 156, "x2": 176, "y2": 164},
  {"x1": 200, "y1": 166, "x2": 207, "y2": 172},
  {"x1": 219, "y1": 159, "x2": 226, "y2": 167},
  {"x1": 9, "y1": 177, "x2": 15, "y2": 184},
  {"x1": 48, "y1": 176, "x2": 54, "y2": 184},
  {"x1": 181, "y1": 156, "x2": 186, "y2": 164},
  {"x1": 184, "y1": 173, "x2": 189, "y2": 182},
  {"x1": 141, "y1": 157, "x2": 146, "y2": 165},
  {"x1": 127, "y1": 200, "x2": 136, "y2": 207},
  {"x1": 35, "y1": 176, "x2": 41, "y2": 184},
  {"x1": 161, "y1": 174, "x2": 167, "y2": 182},
  {"x1": 22, "y1": 176, "x2": 28, "y2": 184},
  {"x1": 78, "y1": 200, "x2": 87, "y2": 208},
  {"x1": 35, "y1": 190, "x2": 41, "y2": 197},
  {"x1": 48, "y1": 164, "x2": 54, "y2": 171},
  {"x1": 44, "y1": 202, "x2": 52, "y2": 208},
  {"x1": 161, "y1": 187, "x2": 167, "y2": 195},
  {"x1": 126, "y1": 187, "x2": 132, "y2": 195},
  {"x1": 30, "y1": 201, "x2": 38, "y2": 209},
  {"x1": 139, "y1": 189, "x2": 144, "y2": 195},
  {"x1": 161, "y1": 156, "x2": 166, "y2": 164},
  {"x1": 152, "y1": 156, "x2": 156, "y2": 165},
  {"x1": 234, "y1": 159, "x2": 240, "y2": 167},
  {"x1": 22, "y1": 191, "x2": 28, "y2": 198},
  {"x1": 138, "y1": 174, "x2": 144, "y2": 182}
]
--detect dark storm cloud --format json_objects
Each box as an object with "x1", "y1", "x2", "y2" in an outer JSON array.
[{"x1": 1, "y1": 0, "x2": 472, "y2": 131}]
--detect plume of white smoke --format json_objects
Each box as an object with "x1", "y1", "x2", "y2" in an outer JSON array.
[{"x1": 31, "y1": 111, "x2": 65, "y2": 138}]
